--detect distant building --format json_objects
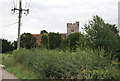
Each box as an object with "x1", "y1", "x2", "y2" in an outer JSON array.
[
  {"x1": 67, "y1": 22, "x2": 79, "y2": 36},
  {"x1": 60, "y1": 33, "x2": 67, "y2": 40},
  {"x1": 32, "y1": 21, "x2": 80, "y2": 45},
  {"x1": 118, "y1": 1, "x2": 120, "y2": 35},
  {"x1": 32, "y1": 34, "x2": 41, "y2": 45},
  {"x1": 32, "y1": 33, "x2": 67, "y2": 45}
]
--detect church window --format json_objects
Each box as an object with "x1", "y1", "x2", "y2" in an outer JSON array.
[{"x1": 71, "y1": 29, "x2": 74, "y2": 32}]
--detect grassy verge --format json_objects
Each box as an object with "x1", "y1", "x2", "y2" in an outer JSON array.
[
  {"x1": 0, "y1": 54, "x2": 2, "y2": 64},
  {"x1": 5, "y1": 64, "x2": 37, "y2": 79},
  {"x1": 2, "y1": 54, "x2": 37, "y2": 79}
]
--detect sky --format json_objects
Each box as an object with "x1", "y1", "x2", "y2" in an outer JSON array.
[{"x1": 0, "y1": 0, "x2": 119, "y2": 41}]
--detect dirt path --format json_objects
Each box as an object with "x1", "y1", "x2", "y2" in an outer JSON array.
[{"x1": 0, "y1": 66, "x2": 21, "y2": 81}]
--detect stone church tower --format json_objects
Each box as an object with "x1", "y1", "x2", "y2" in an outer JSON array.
[{"x1": 67, "y1": 22, "x2": 79, "y2": 36}]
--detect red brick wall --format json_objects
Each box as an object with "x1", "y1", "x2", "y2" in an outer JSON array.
[
  {"x1": 32, "y1": 34, "x2": 41, "y2": 45},
  {"x1": 32, "y1": 33, "x2": 67, "y2": 45}
]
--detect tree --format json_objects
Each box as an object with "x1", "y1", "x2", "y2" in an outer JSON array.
[
  {"x1": 12, "y1": 41, "x2": 17, "y2": 49},
  {"x1": 106, "y1": 24, "x2": 119, "y2": 36},
  {"x1": 67, "y1": 33, "x2": 80, "y2": 51},
  {"x1": 117, "y1": 36, "x2": 120, "y2": 61},
  {"x1": 20, "y1": 33, "x2": 37, "y2": 49},
  {"x1": 1, "y1": 39, "x2": 14, "y2": 53},
  {"x1": 84, "y1": 15, "x2": 119, "y2": 57},
  {"x1": 60, "y1": 32, "x2": 87, "y2": 51},
  {"x1": 48, "y1": 32, "x2": 61, "y2": 49},
  {"x1": 41, "y1": 34, "x2": 49, "y2": 48},
  {"x1": 65, "y1": 32, "x2": 87, "y2": 51},
  {"x1": 40, "y1": 30, "x2": 48, "y2": 34},
  {"x1": 61, "y1": 39, "x2": 69, "y2": 50}
]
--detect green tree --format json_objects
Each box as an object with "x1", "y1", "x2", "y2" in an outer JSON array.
[
  {"x1": 61, "y1": 39, "x2": 69, "y2": 51},
  {"x1": 107, "y1": 23, "x2": 119, "y2": 35},
  {"x1": 48, "y1": 32, "x2": 61, "y2": 49},
  {"x1": 67, "y1": 33, "x2": 80, "y2": 51},
  {"x1": 106, "y1": 24, "x2": 119, "y2": 36},
  {"x1": 20, "y1": 33, "x2": 37, "y2": 49},
  {"x1": 12, "y1": 41, "x2": 17, "y2": 49},
  {"x1": 41, "y1": 34, "x2": 49, "y2": 48},
  {"x1": 114, "y1": 36, "x2": 120, "y2": 61},
  {"x1": 84, "y1": 15, "x2": 119, "y2": 57},
  {"x1": 78, "y1": 33, "x2": 88, "y2": 47},
  {"x1": 40, "y1": 30, "x2": 48, "y2": 34},
  {"x1": 61, "y1": 33, "x2": 87, "y2": 51},
  {"x1": 1, "y1": 39, "x2": 14, "y2": 53}
]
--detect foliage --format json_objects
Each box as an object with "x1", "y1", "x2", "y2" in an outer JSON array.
[
  {"x1": 10, "y1": 48, "x2": 120, "y2": 80},
  {"x1": 1, "y1": 39, "x2": 14, "y2": 53},
  {"x1": 12, "y1": 41, "x2": 17, "y2": 49},
  {"x1": 0, "y1": 54, "x2": 2, "y2": 64},
  {"x1": 41, "y1": 34, "x2": 49, "y2": 48},
  {"x1": 66, "y1": 33, "x2": 80, "y2": 51},
  {"x1": 114, "y1": 36, "x2": 120, "y2": 61},
  {"x1": 62, "y1": 33, "x2": 87, "y2": 51},
  {"x1": 20, "y1": 33, "x2": 37, "y2": 49},
  {"x1": 48, "y1": 32, "x2": 61, "y2": 49},
  {"x1": 106, "y1": 24, "x2": 119, "y2": 36},
  {"x1": 60, "y1": 39, "x2": 69, "y2": 51},
  {"x1": 84, "y1": 15, "x2": 119, "y2": 58},
  {"x1": 40, "y1": 30, "x2": 48, "y2": 34}
]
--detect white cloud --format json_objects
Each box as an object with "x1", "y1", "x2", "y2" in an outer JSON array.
[{"x1": 0, "y1": 0, "x2": 119, "y2": 41}]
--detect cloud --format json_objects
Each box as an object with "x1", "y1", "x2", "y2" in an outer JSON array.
[{"x1": 0, "y1": 0, "x2": 119, "y2": 41}]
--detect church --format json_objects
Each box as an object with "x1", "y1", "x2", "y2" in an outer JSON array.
[{"x1": 32, "y1": 22, "x2": 80, "y2": 45}]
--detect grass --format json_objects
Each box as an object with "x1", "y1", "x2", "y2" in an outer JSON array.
[
  {"x1": 2, "y1": 53, "x2": 37, "y2": 79},
  {"x1": 5, "y1": 64, "x2": 37, "y2": 79},
  {"x1": 0, "y1": 54, "x2": 2, "y2": 64}
]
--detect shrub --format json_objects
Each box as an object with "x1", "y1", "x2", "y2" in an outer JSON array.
[{"x1": 12, "y1": 48, "x2": 120, "y2": 80}]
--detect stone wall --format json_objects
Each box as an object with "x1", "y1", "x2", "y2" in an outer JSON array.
[{"x1": 67, "y1": 22, "x2": 79, "y2": 36}]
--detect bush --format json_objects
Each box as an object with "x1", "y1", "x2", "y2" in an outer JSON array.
[{"x1": 12, "y1": 48, "x2": 120, "y2": 80}]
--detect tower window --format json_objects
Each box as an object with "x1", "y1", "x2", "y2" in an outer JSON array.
[{"x1": 71, "y1": 29, "x2": 74, "y2": 32}]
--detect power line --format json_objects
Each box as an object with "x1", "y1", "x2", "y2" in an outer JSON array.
[
  {"x1": 16, "y1": 0, "x2": 18, "y2": 8},
  {"x1": 0, "y1": 22, "x2": 18, "y2": 28},
  {"x1": 25, "y1": 2, "x2": 28, "y2": 8},
  {"x1": 13, "y1": 0, "x2": 16, "y2": 8},
  {"x1": 27, "y1": 1, "x2": 31, "y2": 9},
  {"x1": 0, "y1": 2, "x2": 12, "y2": 8}
]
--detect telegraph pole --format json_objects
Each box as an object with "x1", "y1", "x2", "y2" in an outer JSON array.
[
  {"x1": 17, "y1": 0, "x2": 22, "y2": 50},
  {"x1": 11, "y1": 0, "x2": 29, "y2": 49}
]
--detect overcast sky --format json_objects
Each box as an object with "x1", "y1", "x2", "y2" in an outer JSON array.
[{"x1": 0, "y1": 0, "x2": 119, "y2": 41}]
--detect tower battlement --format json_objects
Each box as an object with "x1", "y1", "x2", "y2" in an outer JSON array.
[{"x1": 67, "y1": 22, "x2": 79, "y2": 36}]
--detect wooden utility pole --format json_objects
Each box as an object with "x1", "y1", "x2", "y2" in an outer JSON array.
[{"x1": 11, "y1": 0, "x2": 29, "y2": 49}]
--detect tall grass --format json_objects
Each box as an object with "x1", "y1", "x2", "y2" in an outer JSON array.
[{"x1": 9, "y1": 48, "x2": 120, "y2": 80}]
